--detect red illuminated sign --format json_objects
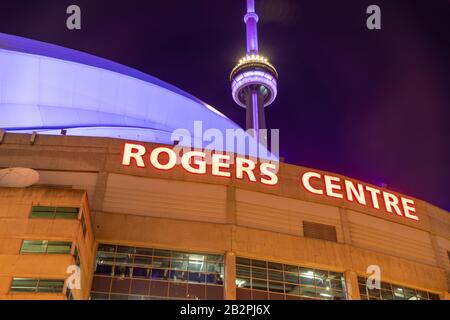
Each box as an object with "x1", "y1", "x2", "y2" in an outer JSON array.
[
  {"x1": 121, "y1": 143, "x2": 419, "y2": 222},
  {"x1": 121, "y1": 143, "x2": 278, "y2": 185},
  {"x1": 301, "y1": 171, "x2": 419, "y2": 221}
]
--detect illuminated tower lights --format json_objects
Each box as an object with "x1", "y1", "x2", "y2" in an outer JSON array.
[{"x1": 230, "y1": 0, "x2": 278, "y2": 143}]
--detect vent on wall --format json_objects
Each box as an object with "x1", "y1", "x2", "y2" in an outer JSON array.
[{"x1": 303, "y1": 221, "x2": 338, "y2": 243}]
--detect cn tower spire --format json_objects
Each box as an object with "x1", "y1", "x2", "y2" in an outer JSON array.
[
  {"x1": 245, "y1": 0, "x2": 259, "y2": 54},
  {"x1": 230, "y1": 0, "x2": 278, "y2": 142}
]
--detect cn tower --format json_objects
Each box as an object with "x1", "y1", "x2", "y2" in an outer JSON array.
[{"x1": 230, "y1": 0, "x2": 278, "y2": 143}]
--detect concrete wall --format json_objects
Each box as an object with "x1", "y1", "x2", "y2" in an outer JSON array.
[
  {"x1": 0, "y1": 133, "x2": 449, "y2": 299},
  {"x1": 0, "y1": 188, "x2": 94, "y2": 300}
]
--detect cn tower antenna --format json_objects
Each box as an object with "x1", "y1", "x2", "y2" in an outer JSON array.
[{"x1": 230, "y1": 0, "x2": 278, "y2": 143}]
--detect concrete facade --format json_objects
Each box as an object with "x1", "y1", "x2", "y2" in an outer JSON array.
[{"x1": 0, "y1": 133, "x2": 449, "y2": 300}]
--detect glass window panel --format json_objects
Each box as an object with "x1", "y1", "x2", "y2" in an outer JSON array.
[
  {"x1": 133, "y1": 255, "x2": 152, "y2": 267},
  {"x1": 95, "y1": 264, "x2": 113, "y2": 276},
  {"x1": 314, "y1": 276, "x2": 329, "y2": 288},
  {"x1": 268, "y1": 270, "x2": 284, "y2": 282},
  {"x1": 98, "y1": 244, "x2": 116, "y2": 253},
  {"x1": 206, "y1": 273, "x2": 222, "y2": 285},
  {"x1": 171, "y1": 251, "x2": 189, "y2": 259},
  {"x1": 251, "y1": 267, "x2": 267, "y2": 280},
  {"x1": 132, "y1": 267, "x2": 150, "y2": 279},
  {"x1": 114, "y1": 266, "x2": 131, "y2": 278},
  {"x1": 55, "y1": 207, "x2": 79, "y2": 219},
  {"x1": 329, "y1": 290, "x2": 344, "y2": 300},
  {"x1": 169, "y1": 270, "x2": 187, "y2": 282},
  {"x1": 268, "y1": 281, "x2": 284, "y2": 293},
  {"x1": 30, "y1": 206, "x2": 55, "y2": 218},
  {"x1": 46, "y1": 241, "x2": 72, "y2": 254},
  {"x1": 117, "y1": 246, "x2": 135, "y2": 254},
  {"x1": 299, "y1": 273, "x2": 315, "y2": 286},
  {"x1": 329, "y1": 279, "x2": 344, "y2": 290},
  {"x1": 10, "y1": 278, "x2": 38, "y2": 292},
  {"x1": 328, "y1": 271, "x2": 342, "y2": 280},
  {"x1": 235, "y1": 277, "x2": 251, "y2": 289},
  {"x1": 188, "y1": 272, "x2": 206, "y2": 284},
  {"x1": 20, "y1": 240, "x2": 47, "y2": 254},
  {"x1": 284, "y1": 272, "x2": 299, "y2": 284},
  {"x1": 284, "y1": 283, "x2": 300, "y2": 296},
  {"x1": 188, "y1": 260, "x2": 206, "y2": 272},
  {"x1": 151, "y1": 268, "x2": 168, "y2": 280},
  {"x1": 368, "y1": 288, "x2": 381, "y2": 298},
  {"x1": 416, "y1": 290, "x2": 429, "y2": 300},
  {"x1": 236, "y1": 257, "x2": 250, "y2": 266},
  {"x1": 171, "y1": 259, "x2": 188, "y2": 271},
  {"x1": 206, "y1": 262, "x2": 222, "y2": 273},
  {"x1": 380, "y1": 282, "x2": 392, "y2": 290},
  {"x1": 154, "y1": 249, "x2": 171, "y2": 257},
  {"x1": 97, "y1": 253, "x2": 115, "y2": 265},
  {"x1": 252, "y1": 278, "x2": 267, "y2": 291},
  {"x1": 393, "y1": 287, "x2": 405, "y2": 300},
  {"x1": 299, "y1": 268, "x2": 315, "y2": 284},
  {"x1": 55, "y1": 207, "x2": 79, "y2": 213},
  {"x1": 299, "y1": 285, "x2": 316, "y2": 298},
  {"x1": 267, "y1": 262, "x2": 283, "y2": 271},
  {"x1": 237, "y1": 266, "x2": 251, "y2": 278},
  {"x1": 204, "y1": 254, "x2": 222, "y2": 262},
  {"x1": 114, "y1": 253, "x2": 132, "y2": 265},
  {"x1": 317, "y1": 288, "x2": 334, "y2": 300},
  {"x1": 153, "y1": 257, "x2": 171, "y2": 268},
  {"x1": 381, "y1": 289, "x2": 394, "y2": 300},
  {"x1": 252, "y1": 259, "x2": 267, "y2": 269},
  {"x1": 37, "y1": 279, "x2": 64, "y2": 293},
  {"x1": 358, "y1": 284, "x2": 367, "y2": 296},
  {"x1": 314, "y1": 269, "x2": 328, "y2": 280},
  {"x1": 135, "y1": 247, "x2": 153, "y2": 256},
  {"x1": 403, "y1": 288, "x2": 416, "y2": 300}
]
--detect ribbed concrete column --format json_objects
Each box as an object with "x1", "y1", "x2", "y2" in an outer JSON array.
[
  {"x1": 344, "y1": 270, "x2": 361, "y2": 300},
  {"x1": 224, "y1": 251, "x2": 237, "y2": 300},
  {"x1": 226, "y1": 186, "x2": 237, "y2": 225}
]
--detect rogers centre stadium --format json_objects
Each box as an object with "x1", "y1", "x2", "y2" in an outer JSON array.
[{"x1": 0, "y1": 1, "x2": 449, "y2": 301}]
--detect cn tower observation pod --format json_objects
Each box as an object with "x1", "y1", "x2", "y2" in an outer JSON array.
[{"x1": 0, "y1": 33, "x2": 274, "y2": 160}]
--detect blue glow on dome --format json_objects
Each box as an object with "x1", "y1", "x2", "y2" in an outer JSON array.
[{"x1": 0, "y1": 33, "x2": 276, "y2": 160}]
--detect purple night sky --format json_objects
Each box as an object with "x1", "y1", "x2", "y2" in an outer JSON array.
[{"x1": 0, "y1": 0, "x2": 449, "y2": 211}]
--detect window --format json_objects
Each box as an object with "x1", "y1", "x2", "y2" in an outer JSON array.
[
  {"x1": 73, "y1": 246, "x2": 81, "y2": 267},
  {"x1": 357, "y1": 276, "x2": 439, "y2": 300},
  {"x1": 20, "y1": 240, "x2": 72, "y2": 254},
  {"x1": 30, "y1": 206, "x2": 79, "y2": 219},
  {"x1": 90, "y1": 244, "x2": 224, "y2": 300},
  {"x1": 80, "y1": 214, "x2": 87, "y2": 238},
  {"x1": 10, "y1": 278, "x2": 64, "y2": 293},
  {"x1": 236, "y1": 257, "x2": 346, "y2": 300},
  {"x1": 303, "y1": 221, "x2": 338, "y2": 242}
]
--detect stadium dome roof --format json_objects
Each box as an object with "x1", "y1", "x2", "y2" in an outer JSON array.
[{"x1": 0, "y1": 33, "x2": 274, "y2": 159}]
